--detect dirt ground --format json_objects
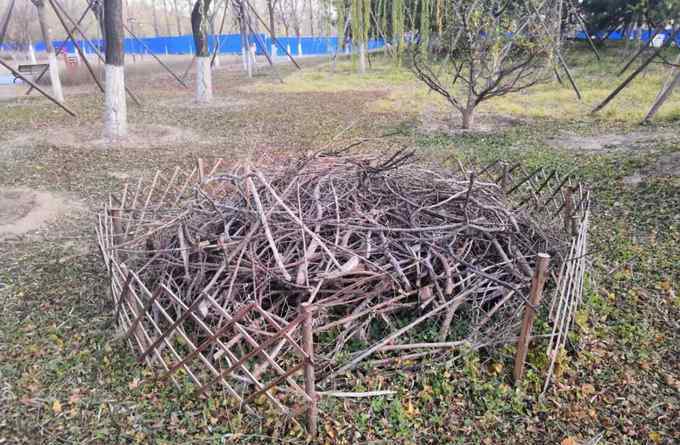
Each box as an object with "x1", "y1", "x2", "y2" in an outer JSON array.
[
  {"x1": 0, "y1": 189, "x2": 77, "y2": 240},
  {"x1": 0, "y1": 51, "x2": 678, "y2": 445}
]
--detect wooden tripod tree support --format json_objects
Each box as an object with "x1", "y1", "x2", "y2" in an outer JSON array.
[
  {"x1": 210, "y1": 0, "x2": 230, "y2": 67},
  {"x1": 0, "y1": 59, "x2": 76, "y2": 116},
  {"x1": 47, "y1": 0, "x2": 103, "y2": 93},
  {"x1": 301, "y1": 303, "x2": 318, "y2": 439},
  {"x1": 513, "y1": 253, "x2": 550, "y2": 384},
  {"x1": 26, "y1": 1, "x2": 92, "y2": 96},
  {"x1": 643, "y1": 52, "x2": 680, "y2": 122},
  {"x1": 245, "y1": 19, "x2": 284, "y2": 83},
  {"x1": 123, "y1": 23, "x2": 188, "y2": 89},
  {"x1": 592, "y1": 27, "x2": 679, "y2": 115},
  {"x1": 243, "y1": 0, "x2": 301, "y2": 70},
  {"x1": 49, "y1": 0, "x2": 141, "y2": 106}
]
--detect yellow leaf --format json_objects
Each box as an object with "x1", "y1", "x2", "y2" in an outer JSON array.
[
  {"x1": 325, "y1": 423, "x2": 336, "y2": 439},
  {"x1": 580, "y1": 384, "x2": 595, "y2": 395},
  {"x1": 405, "y1": 399, "x2": 416, "y2": 416},
  {"x1": 560, "y1": 437, "x2": 577, "y2": 445},
  {"x1": 491, "y1": 362, "x2": 503, "y2": 374},
  {"x1": 52, "y1": 399, "x2": 62, "y2": 414},
  {"x1": 648, "y1": 431, "x2": 662, "y2": 444},
  {"x1": 128, "y1": 378, "x2": 141, "y2": 390}
]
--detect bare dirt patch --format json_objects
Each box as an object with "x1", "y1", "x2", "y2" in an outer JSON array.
[
  {"x1": 0, "y1": 188, "x2": 79, "y2": 239},
  {"x1": 2, "y1": 123, "x2": 199, "y2": 152},
  {"x1": 545, "y1": 131, "x2": 677, "y2": 152},
  {"x1": 623, "y1": 151, "x2": 680, "y2": 185},
  {"x1": 420, "y1": 105, "x2": 527, "y2": 135}
]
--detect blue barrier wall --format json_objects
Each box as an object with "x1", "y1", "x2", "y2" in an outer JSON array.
[
  {"x1": 575, "y1": 30, "x2": 680, "y2": 45},
  {"x1": 9, "y1": 34, "x2": 384, "y2": 56}
]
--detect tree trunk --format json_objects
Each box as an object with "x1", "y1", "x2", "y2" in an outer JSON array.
[
  {"x1": 192, "y1": 0, "x2": 213, "y2": 102},
  {"x1": 308, "y1": 0, "x2": 314, "y2": 37},
  {"x1": 267, "y1": 0, "x2": 276, "y2": 54},
  {"x1": 358, "y1": 42, "x2": 367, "y2": 74},
  {"x1": 461, "y1": 107, "x2": 475, "y2": 129},
  {"x1": 237, "y1": 0, "x2": 251, "y2": 76},
  {"x1": 163, "y1": 0, "x2": 172, "y2": 35},
  {"x1": 172, "y1": 0, "x2": 182, "y2": 35},
  {"x1": 104, "y1": 0, "x2": 127, "y2": 140},
  {"x1": 33, "y1": 0, "x2": 63, "y2": 102},
  {"x1": 151, "y1": 0, "x2": 161, "y2": 36},
  {"x1": 28, "y1": 38, "x2": 37, "y2": 64}
]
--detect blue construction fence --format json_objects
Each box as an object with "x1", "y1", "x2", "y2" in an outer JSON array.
[
  {"x1": 3, "y1": 34, "x2": 384, "y2": 56},
  {"x1": 575, "y1": 29, "x2": 680, "y2": 45}
]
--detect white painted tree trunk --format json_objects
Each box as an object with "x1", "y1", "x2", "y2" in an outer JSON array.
[
  {"x1": 286, "y1": 43, "x2": 291, "y2": 56},
  {"x1": 242, "y1": 47, "x2": 248, "y2": 71},
  {"x1": 250, "y1": 44, "x2": 257, "y2": 70},
  {"x1": 297, "y1": 41, "x2": 303, "y2": 56},
  {"x1": 213, "y1": 54, "x2": 221, "y2": 68},
  {"x1": 29, "y1": 40, "x2": 37, "y2": 64},
  {"x1": 104, "y1": 64, "x2": 127, "y2": 140},
  {"x1": 47, "y1": 52, "x2": 64, "y2": 103},
  {"x1": 271, "y1": 43, "x2": 277, "y2": 57},
  {"x1": 358, "y1": 42, "x2": 367, "y2": 74},
  {"x1": 195, "y1": 56, "x2": 212, "y2": 103}
]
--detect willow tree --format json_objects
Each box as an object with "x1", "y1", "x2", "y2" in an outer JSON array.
[
  {"x1": 104, "y1": 0, "x2": 127, "y2": 139},
  {"x1": 419, "y1": 0, "x2": 431, "y2": 53},
  {"x1": 412, "y1": 0, "x2": 554, "y2": 129},
  {"x1": 191, "y1": 0, "x2": 212, "y2": 103},
  {"x1": 391, "y1": 0, "x2": 404, "y2": 63},
  {"x1": 31, "y1": 0, "x2": 63, "y2": 103},
  {"x1": 350, "y1": 0, "x2": 370, "y2": 73}
]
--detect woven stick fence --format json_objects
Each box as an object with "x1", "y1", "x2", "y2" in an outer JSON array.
[{"x1": 96, "y1": 152, "x2": 590, "y2": 433}]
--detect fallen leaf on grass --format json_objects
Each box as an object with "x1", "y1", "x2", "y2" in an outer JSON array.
[
  {"x1": 580, "y1": 383, "x2": 595, "y2": 396},
  {"x1": 648, "y1": 431, "x2": 662, "y2": 444},
  {"x1": 560, "y1": 437, "x2": 578, "y2": 445},
  {"x1": 52, "y1": 399, "x2": 62, "y2": 414}
]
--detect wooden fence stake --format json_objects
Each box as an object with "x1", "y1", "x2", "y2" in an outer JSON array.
[
  {"x1": 564, "y1": 187, "x2": 574, "y2": 236},
  {"x1": 301, "y1": 303, "x2": 318, "y2": 439},
  {"x1": 514, "y1": 253, "x2": 550, "y2": 384},
  {"x1": 197, "y1": 158, "x2": 205, "y2": 183},
  {"x1": 109, "y1": 207, "x2": 127, "y2": 261}
]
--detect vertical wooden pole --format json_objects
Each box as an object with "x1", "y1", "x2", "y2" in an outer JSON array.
[
  {"x1": 301, "y1": 303, "x2": 318, "y2": 438},
  {"x1": 110, "y1": 207, "x2": 127, "y2": 261},
  {"x1": 563, "y1": 187, "x2": 574, "y2": 235},
  {"x1": 514, "y1": 253, "x2": 550, "y2": 384},
  {"x1": 500, "y1": 162, "x2": 508, "y2": 192},
  {"x1": 197, "y1": 158, "x2": 205, "y2": 183}
]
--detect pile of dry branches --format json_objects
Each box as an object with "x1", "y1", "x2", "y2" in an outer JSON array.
[{"x1": 116, "y1": 151, "x2": 570, "y2": 381}]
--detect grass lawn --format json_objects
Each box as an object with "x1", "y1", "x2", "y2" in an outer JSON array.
[{"x1": 0, "y1": 45, "x2": 678, "y2": 444}]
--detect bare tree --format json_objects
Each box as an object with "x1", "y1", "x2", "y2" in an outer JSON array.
[
  {"x1": 411, "y1": 0, "x2": 555, "y2": 129},
  {"x1": 192, "y1": 0, "x2": 212, "y2": 102},
  {"x1": 172, "y1": 0, "x2": 183, "y2": 35},
  {"x1": 31, "y1": 0, "x2": 63, "y2": 102},
  {"x1": 151, "y1": 0, "x2": 161, "y2": 36},
  {"x1": 281, "y1": 0, "x2": 302, "y2": 55},
  {"x1": 162, "y1": 0, "x2": 172, "y2": 35},
  {"x1": 103, "y1": 0, "x2": 127, "y2": 139},
  {"x1": 266, "y1": 0, "x2": 279, "y2": 56}
]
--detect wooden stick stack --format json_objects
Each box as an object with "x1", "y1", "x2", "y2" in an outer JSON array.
[{"x1": 96, "y1": 151, "x2": 590, "y2": 423}]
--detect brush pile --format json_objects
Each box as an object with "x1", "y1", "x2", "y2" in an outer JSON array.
[{"x1": 114, "y1": 151, "x2": 569, "y2": 379}]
